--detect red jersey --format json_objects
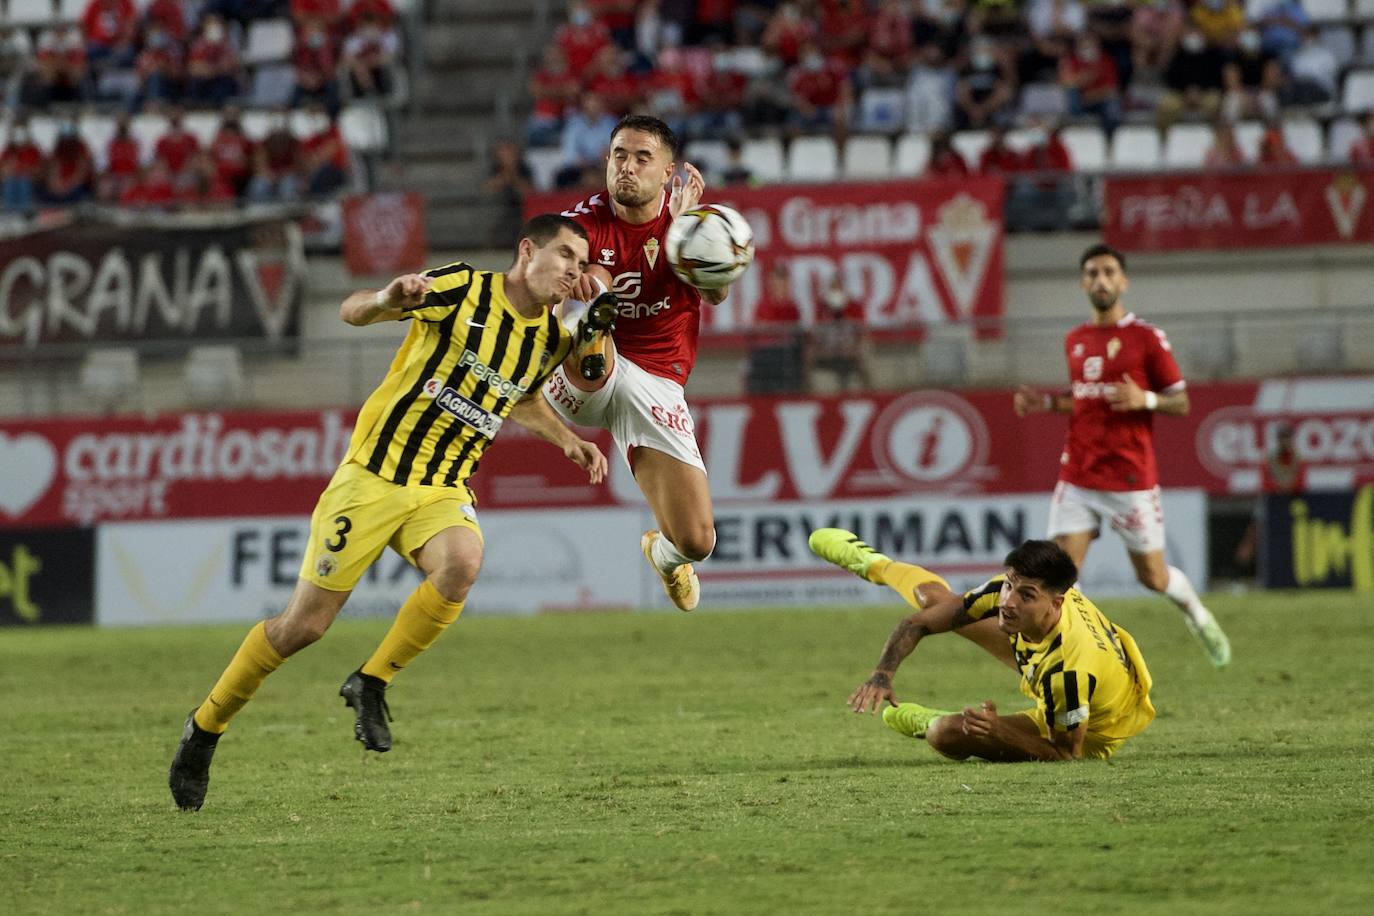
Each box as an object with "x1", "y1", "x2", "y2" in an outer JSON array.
[
  {"x1": 1060, "y1": 313, "x2": 1184, "y2": 491},
  {"x1": 155, "y1": 130, "x2": 200, "y2": 174},
  {"x1": 564, "y1": 190, "x2": 703, "y2": 382},
  {"x1": 107, "y1": 135, "x2": 141, "y2": 176}
]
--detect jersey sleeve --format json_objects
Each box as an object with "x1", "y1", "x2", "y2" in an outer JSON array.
[
  {"x1": 962, "y1": 577, "x2": 1004, "y2": 621},
  {"x1": 1040, "y1": 668, "x2": 1094, "y2": 732},
  {"x1": 403, "y1": 262, "x2": 475, "y2": 323},
  {"x1": 1143, "y1": 325, "x2": 1184, "y2": 393}
]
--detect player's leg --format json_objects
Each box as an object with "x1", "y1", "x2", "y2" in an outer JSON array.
[
  {"x1": 556, "y1": 266, "x2": 618, "y2": 386},
  {"x1": 924, "y1": 709, "x2": 1045, "y2": 762},
  {"x1": 633, "y1": 446, "x2": 713, "y2": 611},
  {"x1": 1047, "y1": 482, "x2": 1100, "y2": 571},
  {"x1": 806, "y1": 527, "x2": 953, "y2": 609}
]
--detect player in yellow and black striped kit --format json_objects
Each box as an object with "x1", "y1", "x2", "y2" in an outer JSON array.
[
  {"x1": 810, "y1": 531, "x2": 1155, "y2": 761},
  {"x1": 169, "y1": 215, "x2": 607, "y2": 810}
]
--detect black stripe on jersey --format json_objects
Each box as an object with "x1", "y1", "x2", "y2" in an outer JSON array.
[
  {"x1": 395, "y1": 275, "x2": 495, "y2": 484},
  {"x1": 439, "y1": 312, "x2": 518, "y2": 486},
  {"x1": 1087, "y1": 673, "x2": 1098, "y2": 701},
  {"x1": 425, "y1": 261, "x2": 472, "y2": 281},
  {"x1": 1044, "y1": 635, "x2": 1063, "y2": 657},
  {"x1": 1062, "y1": 671, "x2": 1081, "y2": 730},
  {"x1": 364, "y1": 274, "x2": 473, "y2": 477},
  {"x1": 528, "y1": 311, "x2": 566, "y2": 390},
  {"x1": 963, "y1": 578, "x2": 1002, "y2": 614},
  {"x1": 462, "y1": 316, "x2": 550, "y2": 483},
  {"x1": 1040, "y1": 661, "x2": 1065, "y2": 730}
]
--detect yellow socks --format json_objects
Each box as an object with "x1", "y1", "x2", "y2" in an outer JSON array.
[
  {"x1": 868, "y1": 559, "x2": 951, "y2": 610},
  {"x1": 361, "y1": 579, "x2": 465, "y2": 684},
  {"x1": 193, "y1": 621, "x2": 286, "y2": 734}
]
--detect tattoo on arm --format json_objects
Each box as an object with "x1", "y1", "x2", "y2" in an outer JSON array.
[{"x1": 874, "y1": 616, "x2": 927, "y2": 675}]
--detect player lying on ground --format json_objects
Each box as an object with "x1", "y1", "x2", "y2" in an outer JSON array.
[
  {"x1": 810, "y1": 529, "x2": 1155, "y2": 761},
  {"x1": 168, "y1": 215, "x2": 607, "y2": 811}
]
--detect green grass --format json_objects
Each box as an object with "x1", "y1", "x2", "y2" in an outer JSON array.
[{"x1": 4, "y1": 590, "x2": 1373, "y2": 915}]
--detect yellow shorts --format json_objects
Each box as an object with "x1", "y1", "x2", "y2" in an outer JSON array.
[
  {"x1": 299, "y1": 461, "x2": 483, "y2": 592},
  {"x1": 1018, "y1": 708, "x2": 1128, "y2": 760}
]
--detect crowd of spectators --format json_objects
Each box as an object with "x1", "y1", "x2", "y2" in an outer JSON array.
[
  {"x1": 529, "y1": 0, "x2": 1374, "y2": 190},
  {"x1": 1, "y1": 104, "x2": 351, "y2": 214},
  {"x1": 2, "y1": 0, "x2": 401, "y2": 113}
]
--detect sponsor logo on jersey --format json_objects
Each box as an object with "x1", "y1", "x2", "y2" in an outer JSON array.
[
  {"x1": 315, "y1": 556, "x2": 338, "y2": 578},
  {"x1": 456, "y1": 349, "x2": 530, "y2": 399},
  {"x1": 650, "y1": 403, "x2": 695, "y2": 438},
  {"x1": 1107, "y1": 337, "x2": 1121, "y2": 361},
  {"x1": 610, "y1": 271, "x2": 671, "y2": 319},
  {"x1": 599, "y1": 247, "x2": 616, "y2": 266},
  {"x1": 433, "y1": 387, "x2": 504, "y2": 439}
]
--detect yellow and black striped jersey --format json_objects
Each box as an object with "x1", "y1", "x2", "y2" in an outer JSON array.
[
  {"x1": 343, "y1": 262, "x2": 575, "y2": 489},
  {"x1": 964, "y1": 578, "x2": 1156, "y2": 740}
]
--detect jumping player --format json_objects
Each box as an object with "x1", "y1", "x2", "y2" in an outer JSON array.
[
  {"x1": 1013, "y1": 243, "x2": 1231, "y2": 667},
  {"x1": 543, "y1": 114, "x2": 742, "y2": 611}
]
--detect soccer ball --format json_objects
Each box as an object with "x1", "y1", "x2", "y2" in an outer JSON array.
[{"x1": 665, "y1": 204, "x2": 754, "y2": 290}]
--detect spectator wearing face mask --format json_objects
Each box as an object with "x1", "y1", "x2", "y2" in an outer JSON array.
[
  {"x1": 1060, "y1": 33, "x2": 1121, "y2": 137},
  {"x1": 558, "y1": 1, "x2": 613, "y2": 72},
  {"x1": 1258, "y1": 0, "x2": 1310, "y2": 62},
  {"x1": 1190, "y1": 0, "x2": 1246, "y2": 49},
  {"x1": 809, "y1": 273, "x2": 872, "y2": 392},
  {"x1": 763, "y1": 3, "x2": 817, "y2": 67},
  {"x1": 210, "y1": 107, "x2": 256, "y2": 197},
  {"x1": 81, "y1": 0, "x2": 138, "y2": 68},
  {"x1": 747, "y1": 262, "x2": 807, "y2": 395},
  {"x1": 293, "y1": 20, "x2": 341, "y2": 115},
  {"x1": 955, "y1": 36, "x2": 1015, "y2": 131},
  {"x1": 29, "y1": 25, "x2": 88, "y2": 107},
  {"x1": 186, "y1": 15, "x2": 242, "y2": 106},
  {"x1": 43, "y1": 123, "x2": 96, "y2": 206},
  {"x1": 786, "y1": 42, "x2": 855, "y2": 141},
  {"x1": 1222, "y1": 29, "x2": 1282, "y2": 122},
  {"x1": 136, "y1": 22, "x2": 184, "y2": 109},
  {"x1": 1, "y1": 117, "x2": 45, "y2": 214},
  {"x1": 1157, "y1": 28, "x2": 1225, "y2": 130},
  {"x1": 341, "y1": 10, "x2": 399, "y2": 99}
]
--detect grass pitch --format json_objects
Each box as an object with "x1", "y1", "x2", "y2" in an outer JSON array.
[{"x1": 4, "y1": 590, "x2": 1373, "y2": 915}]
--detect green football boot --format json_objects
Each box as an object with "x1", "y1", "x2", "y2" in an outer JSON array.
[
  {"x1": 1186, "y1": 609, "x2": 1232, "y2": 668},
  {"x1": 807, "y1": 528, "x2": 888, "y2": 581},
  {"x1": 882, "y1": 702, "x2": 954, "y2": 739}
]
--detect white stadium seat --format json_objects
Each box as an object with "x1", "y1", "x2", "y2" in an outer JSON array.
[
  {"x1": 7, "y1": 0, "x2": 57, "y2": 26},
  {"x1": 1234, "y1": 121, "x2": 1265, "y2": 161},
  {"x1": 525, "y1": 147, "x2": 562, "y2": 192},
  {"x1": 1319, "y1": 25, "x2": 1356, "y2": 69},
  {"x1": 57, "y1": 0, "x2": 86, "y2": 20},
  {"x1": 243, "y1": 19, "x2": 295, "y2": 65},
  {"x1": 250, "y1": 64, "x2": 297, "y2": 108},
  {"x1": 1327, "y1": 117, "x2": 1362, "y2": 162},
  {"x1": 28, "y1": 115, "x2": 60, "y2": 152},
  {"x1": 841, "y1": 135, "x2": 892, "y2": 178},
  {"x1": 786, "y1": 135, "x2": 838, "y2": 181},
  {"x1": 1356, "y1": 0, "x2": 1374, "y2": 16},
  {"x1": 79, "y1": 114, "x2": 117, "y2": 170},
  {"x1": 240, "y1": 109, "x2": 276, "y2": 141},
  {"x1": 183, "y1": 111, "x2": 221, "y2": 146},
  {"x1": 1111, "y1": 124, "x2": 1162, "y2": 170},
  {"x1": 1282, "y1": 118, "x2": 1325, "y2": 163},
  {"x1": 339, "y1": 106, "x2": 388, "y2": 152},
  {"x1": 739, "y1": 137, "x2": 784, "y2": 183},
  {"x1": 1060, "y1": 125, "x2": 1107, "y2": 172},
  {"x1": 290, "y1": 108, "x2": 330, "y2": 139},
  {"x1": 131, "y1": 113, "x2": 169, "y2": 163},
  {"x1": 683, "y1": 139, "x2": 728, "y2": 178},
  {"x1": 1303, "y1": 0, "x2": 1351, "y2": 22},
  {"x1": 1164, "y1": 123, "x2": 1213, "y2": 169},
  {"x1": 951, "y1": 130, "x2": 990, "y2": 167},
  {"x1": 893, "y1": 133, "x2": 931, "y2": 176},
  {"x1": 1341, "y1": 68, "x2": 1374, "y2": 112}
]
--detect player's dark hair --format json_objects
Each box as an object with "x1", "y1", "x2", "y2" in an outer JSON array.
[
  {"x1": 1004, "y1": 540, "x2": 1078, "y2": 594},
  {"x1": 1080, "y1": 243, "x2": 1126, "y2": 272},
  {"x1": 517, "y1": 214, "x2": 587, "y2": 255},
  {"x1": 610, "y1": 114, "x2": 680, "y2": 159}
]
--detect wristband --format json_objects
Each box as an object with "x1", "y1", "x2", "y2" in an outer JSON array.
[{"x1": 1144, "y1": 391, "x2": 1158, "y2": 411}]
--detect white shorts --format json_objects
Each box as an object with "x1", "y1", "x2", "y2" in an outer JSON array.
[
  {"x1": 1047, "y1": 481, "x2": 1165, "y2": 554},
  {"x1": 542, "y1": 355, "x2": 706, "y2": 472}
]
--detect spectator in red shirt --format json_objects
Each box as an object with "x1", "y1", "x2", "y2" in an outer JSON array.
[
  {"x1": 1234, "y1": 422, "x2": 1307, "y2": 574},
  {"x1": 925, "y1": 131, "x2": 969, "y2": 178},
  {"x1": 587, "y1": 0, "x2": 638, "y2": 49},
  {"x1": 557, "y1": 2, "x2": 612, "y2": 73},
  {"x1": 210, "y1": 107, "x2": 256, "y2": 196},
  {"x1": 861, "y1": 0, "x2": 914, "y2": 89},
  {"x1": 248, "y1": 114, "x2": 304, "y2": 202},
  {"x1": 291, "y1": 0, "x2": 342, "y2": 31},
  {"x1": 809, "y1": 272, "x2": 872, "y2": 391},
  {"x1": 1060, "y1": 33, "x2": 1121, "y2": 137},
  {"x1": 293, "y1": 19, "x2": 342, "y2": 114},
  {"x1": 82, "y1": 0, "x2": 138, "y2": 67},
  {"x1": 342, "y1": 9, "x2": 399, "y2": 98},
  {"x1": 585, "y1": 46, "x2": 644, "y2": 117},
  {"x1": 120, "y1": 158, "x2": 178, "y2": 210},
  {"x1": 29, "y1": 25, "x2": 88, "y2": 106},
  {"x1": 762, "y1": 3, "x2": 815, "y2": 66},
  {"x1": 978, "y1": 124, "x2": 1027, "y2": 174},
  {"x1": 43, "y1": 124, "x2": 96, "y2": 205},
  {"x1": 527, "y1": 46, "x2": 579, "y2": 147},
  {"x1": 1, "y1": 117, "x2": 45, "y2": 214},
  {"x1": 99, "y1": 112, "x2": 143, "y2": 201},
  {"x1": 144, "y1": 0, "x2": 189, "y2": 42},
  {"x1": 1257, "y1": 123, "x2": 1299, "y2": 167},
  {"x1": 819, "y1": 0, "x2": 870, "y2": 70},
  {"x1": 693, "y1": 0, "x2": 739, "y2": 46},
  {"x1": 1203, "y1": 119, "x2": 1246, "y2": 168},
  {"x1": 186, "y1": 14, "x2": 242, "y2": 106},
  {"x1": 155, "y1": 109, "x2": 202, "y2": 178},
  {"x1": 136, "y1": 22, "x2": 184, "y2": 109},
  {"x1": 786, "y1": 43, "x2": 854, "y2": 140},
  {"x1": 644, "y1": 46, "x2": 700, "y2": 139},
  {"x1": 179, "y1": 150, "x2": 238, "y2": 210},
  {"x1": 1012, "y1": 121, "x2": 1078, "y2": 231},
  {"x1": 747, "y1": 262, "x2": 807, "y2": 394},
  {"x1": 302, "y1": 106, "x2": 351, "y2": 196},
  {"x1": 347, "y1": 0, "x2": 397, "y2": 30},
  {"x1": 1349, "y1": 111, "x2": 1374, "y2": 163}
]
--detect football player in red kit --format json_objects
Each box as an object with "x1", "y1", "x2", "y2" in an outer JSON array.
[
  {"x1": 543, "y1": 114, "x2": 736, "y2": 611},
  {"x1": 1013, "y1": 244, "x2": 1231, "y2": 667}
]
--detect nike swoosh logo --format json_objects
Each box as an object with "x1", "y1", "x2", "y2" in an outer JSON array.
[
  {"x1": 389, "y1": 661, "x2": 403, "y2": 670},
  {"x1": 466, "y1": 319, "x2": 485, "y2": 328}
]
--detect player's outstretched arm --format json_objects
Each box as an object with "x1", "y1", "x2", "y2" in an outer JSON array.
[
  {"x1": 1106, "y1": 374, "x2": 1190, "y2": 416},
  {"x1": 508, "y1": 392, "x2": 608, "y2": 484},
  {"x1": 1014, "y1": 384, "x2": 1070, "y2": 417},
  {"x1": 340, "y1": 273, "x2": 433, "y2": 326},
  {"x1": 848, "y1": 594, "x2": 977, "y2": 714}
]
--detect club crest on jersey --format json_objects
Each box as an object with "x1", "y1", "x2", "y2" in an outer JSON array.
[
  {"x1": 1072, "y1": 343, "x2": 1085, "y2": 358},
  {"x1": 423, "y1": 377, "x2": 442, "y2": 396},
  {"x1": 1107, "y1": 337, "x2": 1121, "y2": 360},
  {"x1": 643, "y1": 238, "x2": 660, "y2": 269},
  {"x1": 598, "y1": 248, "x2": 616, "y2": 266}
]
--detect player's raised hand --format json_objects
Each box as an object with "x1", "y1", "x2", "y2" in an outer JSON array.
[
  {"x1": 848, "y1": 672, "x2": 897, "y2": 714},
  {"x1": 1106, "y1": 374, "x2": 1146, "y2": 412},
  {"x1": 564, "y1": 437, "x2": 608, "y2": 485},
  {"x1": 1013, "y1": 384, "x2": 1043, "y2": 417},
  {"x1": 668, "y1": 161, "x2": 706, "y2": 218},
  {"x1": 384, "y1": 273, "x2": 434, "y2": 312}
]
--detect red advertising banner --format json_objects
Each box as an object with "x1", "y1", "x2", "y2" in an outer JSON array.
[
  {"x1": 523, "y1": 177, "x2": 1005, "y2": 336},
  {"x1": 3, "y1": 377, "x2": 1370, "y2": 529},
  {"x1": 1103, "y1": 167, "x2": 1374, "y2": 252},
  {"x1": 342, "y1": 192, "x2": 427, "y2": 276}
]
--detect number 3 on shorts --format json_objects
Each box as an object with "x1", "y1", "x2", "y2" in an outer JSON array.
[{"x1": 325, "y1": 515, "x2": 352, "y2": 552}]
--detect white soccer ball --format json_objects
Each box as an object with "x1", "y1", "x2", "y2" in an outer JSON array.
[{"x1": 665, "y1": 204, "x2": 754, "y2": 290}]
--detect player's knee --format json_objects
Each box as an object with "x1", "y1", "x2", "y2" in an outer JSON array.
[
  {"x1": 429, "y1": 555, "x2": 481, "y2": 603},
  {"x1": 272, "y1": 611, "x2": 332, "y2": 655},
  {"x1": 924, "y1": 714, "x2": 970, "y2": 760},
  {"x1": 674, "y1": 523, "x2": 716, "y2": 562}
]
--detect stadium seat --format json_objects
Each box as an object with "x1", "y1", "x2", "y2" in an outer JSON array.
[
  {"x1": 339, "y1": 105, "x2": 388, "y2": 153},
  {"x1": 951, "y1": 130, "x2": 990, "y2": 167},
  {"x1": 525, "y1": 147, "x2": 562, "y2": 192},
  {"x1": 1163, "y1": 123, "x2": 1213, "y2": 168},
  {"x1": 1177, "y1": 326, "x2": 1236, "y2": 379},
  {"x1": 856, "y1": 87, "x2": 906, "y2": 134},
  {"x1": 1234, "y1": 121, "x2": 1265, "y2": 161},
  {"x1": 1319, "y1": 25, "x2": 1357, "y2": 69},
  {"x1": 7, "y1": 0, "x2": 57, "y2": 26},
  {"x1": 683, "y1": 139, "x2": 728, "y2": 178},
  {"x1": 1304, "y1": 0, "x2": 1351, "y2": 22},
  {"x1": 841, "y1": 135, "x2": 892, "y2": 178},
  {"x1": 1359, "y1": 26, "x2": 1374, "y2": 66},
  {"x1": 290, "y1": 108, "x2": 331, "y2": 139},
  {"x1": 131, "y1": 113, "x2": 169, "y2": 162},
  {"x1": 243, "y1": 19, "x2": 295, "y2": 65},
  {"x1": 1019, "y1": 82, "x2": 1068, "y2": 119},
  {"x1": 893, "y1": 133, "x2": 931, "y2": 176},
  {"x1": 183, "y1": 111, "x2": 220, "y2": 146},
  {"x1": 1341, "y1": 68, "x2": 1374, "y2": 112},
  {"x1": 1295, "y1": 324, "x2": 1345, "y2": 371},
  {"x1": 79, "y1": 113, "x2": 117, "y2": 170},
  {"x1": 1110, "y1": 125, "x2": 1162, "y2": 170},
  {"x1": 1060, "y1": 125, "x2": 1107, "y2": 172},
  {"x1": 1356, "y1": 0, "x2": 1374, "y2": 16},
  {"x1": 1327, "y1": 117, "x2": 1362, "y2": 161},
  {"x1": 921, "y1": 327, "x2": 970, "y2": 386},
  {"x1": 57, "y1": 0, "x2": 85, "y2": 20},
  {"x1": 240, "y1": 109, "x2": 275, "y2": 141},
  {"x1": 739, "y1": 137, "x2": 784, "y2": 184},
  {"x1": 79, "y1": 349, "x2": 142, "y2": 414},
  {"x1": 28, "y1": 115, "x2": 60, "y2": 152},
  {"x1": 1282, "y1": 118, "x2": 1325, "y2": 163},
  {"x1": 250, "y1": 64, "x2": 297, "y2": 108},
  {"x1": 786, "y1": 136, "x2": 838, "y2": 181},
  {"x1": 183, "y1": 346, "x2": 248, "y2": 408}
]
